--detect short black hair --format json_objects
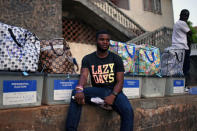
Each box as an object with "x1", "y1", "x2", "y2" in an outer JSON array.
[
  {"x1": 180, "y1": 9, "x2": 190, "y2": 18},
  {"x1": 96, "y1": 30, "x2": 110, "y2": 40}
]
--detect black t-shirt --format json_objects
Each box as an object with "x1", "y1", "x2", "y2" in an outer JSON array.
[{"x1": 82, "y1": 51, "x2": 124, "y2": 88}]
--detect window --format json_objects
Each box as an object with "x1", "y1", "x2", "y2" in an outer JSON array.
[{"x1": 143, "y1": 0, "x2": 162, "y2": 14}]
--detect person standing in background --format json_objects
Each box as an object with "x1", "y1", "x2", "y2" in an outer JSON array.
[{"x1": 172, "y1": 9, "x2": 192, "y2": 86}]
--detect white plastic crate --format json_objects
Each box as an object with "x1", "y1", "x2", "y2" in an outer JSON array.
[
  {"x1": 165, "y1": 77, "x2": 185, "y2": 95},
  {"x1": 123, "y1": 76, "x2": 142, "y2": 98},
  {"x1": 0, "y1": 71, "x2": 44, "y2": 109},
  {"x1": 141, "y1": 77, "x2": 166, "y2": 98},
  {"x1": 42, "y1": 74, "x2": 79, "y2": 105}
]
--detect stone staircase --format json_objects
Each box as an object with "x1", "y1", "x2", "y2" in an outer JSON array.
[
  {"x1": 90, "y1": 0, "x2": 145, "y2": 36},
  {"x1": 63, "y1": 0, "x2": 173, "y2": 48},
  {"x1": 89, "y1": 0, "x2": 173, "y2": 49},
  {"x1": 63, "y1": 0, "x2": 145, "y2": 41},
  {"x1": 127, "y1": 27, "x2": 173, "y2": 52}
]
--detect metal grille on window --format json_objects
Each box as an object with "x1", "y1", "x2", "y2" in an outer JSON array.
[{"x1": 62, "y1": 18, "x2": 96, "y2": 44}]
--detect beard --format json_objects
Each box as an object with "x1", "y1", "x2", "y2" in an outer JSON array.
[{"x1": 97, "y1": 44, "x2": 109, "y2": 52}]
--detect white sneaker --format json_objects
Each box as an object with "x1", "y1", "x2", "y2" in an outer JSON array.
[{"x1": 185, "y1": 87, "x2": 189, "y2": 92}]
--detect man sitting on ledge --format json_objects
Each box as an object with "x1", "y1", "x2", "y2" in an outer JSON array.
[{"x1": 66, "y1": 30, "x2": 134, "y2": 131}]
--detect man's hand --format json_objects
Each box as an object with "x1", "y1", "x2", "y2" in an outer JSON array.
[
  {"x1": 104, "y1": 94, "x2": 116, "y2": 105},
  {"x1": 75, "y1": 92, "x2": 85, "y2": 105},
  {"x1": 74, "y1": 67, "x2": 89, "y2": 105}
]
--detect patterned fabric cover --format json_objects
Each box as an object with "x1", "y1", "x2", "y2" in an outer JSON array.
[
  {"x1": 137, "y1": 45, "x2": 161, "y2": 76},
  {"x1": 161, "y1": 48, "x2": 185, "y2": 76},
  {"x1": 109, "y1": 40, "x2": 136, "y2": 74},
  {"x1": 39, "y1": 38, "x2": 74, "y2": 74},
  {"x1": 0, "y1": 22, "x2": 40, "y2": 72}
]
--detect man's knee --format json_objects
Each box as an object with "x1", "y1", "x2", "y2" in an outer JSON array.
[
  {"x1": 120, "y1": 104, "x2": 134, "y2": 118},
  {"x1": 125, "y1": 106, "x2": 134, "y2": 116}
]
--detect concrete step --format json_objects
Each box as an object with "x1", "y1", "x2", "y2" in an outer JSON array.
[{"x1": 0, "y1": 95, "x2": 197, "y2": 131}]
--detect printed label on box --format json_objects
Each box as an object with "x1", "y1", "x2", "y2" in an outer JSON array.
[
  {"x1": 3, "y1": 80, "x2": 37, "y2": 105},
  {"x1": 123, "y1": 80, "x2": 140, "y2": 97},
  {"x1": 189, "y1": 87, "x2": 197, "y2": 95},
  {"x1": 173, "y1": 80, "x2": 184, "y2": 93},
  {"x1": 54, "y1": 80, "x2": 78, "y2": 100}
]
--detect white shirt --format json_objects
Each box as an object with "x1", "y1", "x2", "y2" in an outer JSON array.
[{"x1": 172, "y1": 20, "x2": 190, "y2": 50}]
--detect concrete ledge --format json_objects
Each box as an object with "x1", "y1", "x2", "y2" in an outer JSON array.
[{"x1": 0, "y1": 95, "x2": 197, "y2": 131}]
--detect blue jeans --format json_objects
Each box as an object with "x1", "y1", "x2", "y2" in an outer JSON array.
[{"x1": 65, "y1": 87, "x2": 134, "y2": 131}]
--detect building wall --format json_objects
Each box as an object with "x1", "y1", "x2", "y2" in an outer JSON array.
[
  {"x1": 119, "y1": 0, "x2": 174, "y2": 31},
  {"x1": 62, "y1": 16, "x2": 97, "y2": 71},
  {"x1": 69, "y1": 42, "x2": 96, "y2": 73},
  {"x1": 0, "y1": 0, "x2": 62, "y2": 39}
]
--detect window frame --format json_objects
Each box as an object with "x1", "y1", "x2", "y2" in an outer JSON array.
[{"x1": 143, "y1": 0, "x2": 162, "y2": 15}]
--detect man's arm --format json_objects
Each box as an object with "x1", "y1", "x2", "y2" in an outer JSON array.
[
  {"x1": 187, "y1": 30, "x2": 192, "y2": 48},
  {"x1": 112, "y1": 72, "x2": 124, "y2": 95},
  {"x1": 78, "y1": 68, "x2": 89, "y2": 86},
  {"x1": 75, "y1": 68, "x2": 89, "y2": 104},
  {"x1": 187, "y1": 30, "x2": 192, "y2": 37},
  {"x1": 104, "y1": 71, "x2": 124, "y2": 105}
]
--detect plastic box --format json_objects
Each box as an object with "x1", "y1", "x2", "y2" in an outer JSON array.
[
  {"x1": 42, "y1": 74, "x2": 79, "y2": 105},
  {"x1": 189, "y1": 87, "x2": 197, "y2": 95},
  {"x1": 123, "y1": 76, "x2": 142, "y2": 98},
  {"x1": 141, "y1": 76, "x2": 166, "y2": 98},
  {"x1": 0, "y1": 71, "x2": 44, "y2": 109},
  {"x1": 165, "y1": 77, "x2": 185, "y2": 96}
]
